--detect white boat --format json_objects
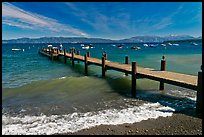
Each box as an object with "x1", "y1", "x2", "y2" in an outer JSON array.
[
  {"x1": 167, "y1": 43, "x2": 172, "y2": 46},
  {"x1": 143, "y1": 44, "x2": 149, "y2": 47},
  {"x1": 81, "y1": 44, "x2": 94, "y2": 49},
  {"x1": 48, "y1": 44, "x2": 52, "y2": 48},
  {"x1": 149, "y1": 44, "x2": 158, "y2": 48},
  {"x1": 81, "y1": 46, "x2": 90, "y2": 50},
  {"x1": 191, "y1": 42, "x2": 198, "y2": 46},
  {"x1": 172, "y1": 43, "x2": 179, "y2": 46},
  {"x1": 12, "y1": 48, "x2": 24, "y2": 51},
  {"x1": 131, "y1": 46, "x2": 141, "y2": 50},
  {"x1": 161, "y1": 44, "x2": 166, "y2": 47}
]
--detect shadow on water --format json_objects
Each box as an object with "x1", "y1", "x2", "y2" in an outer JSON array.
[
  {"x1": 103, "y1": 74, "x2": 200, "y2": 119},
  {"x1": 43, "y1": 55, "x2": 201, "y2": 119}
]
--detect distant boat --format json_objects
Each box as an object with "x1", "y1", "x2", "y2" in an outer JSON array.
[
  {"x1": 117, "y1": 45, "x2": 123, "y2": 48},
  {"x1": 81, "y1": 44, "x2": 94, "y2": 50},
  {"x1": 71, "y1": 41, "x2": 78, "y2": 43},
  {"x1": 117, "y1": 44, "x2": 125, "y2": 48},
  {"x1": 149, "y1": 44, "x2": 158, "y2": 48},
  {"x1": 191, "y1": 42, "x2": 198, "y2": 46},
  {"x1": 167, "y1": 43, "x2": 172, "y2": 46},
  {"x1": 161, "y1": 44, "x2": 166, "y2": 47},
  {"x1": 143, "y1": 44, "x2": 149, "y2": 47},
  {"x1": 12, "y1": 48, "x2": 24, "y2": 51},
  {"x1": 130, "y1": 46, "x2": 141, "y2": 50},
  {"x1": 48, "y1": 44, "x2": 52, "y2": 48},
  {"x1": 112, "y1": 44, "x2": 116, "y2": 47},
  {"x1": 172, "y1": 43, "x2": 179, "y2": 46}
]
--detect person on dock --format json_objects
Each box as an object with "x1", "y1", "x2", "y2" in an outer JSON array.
[{"x1": 60, "y1": 44, "x2": 63, "y2": 52}]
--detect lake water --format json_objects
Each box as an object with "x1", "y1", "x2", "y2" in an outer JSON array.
[{"x1": 2, "y1": 42, "x2": 202, "y2": 135}]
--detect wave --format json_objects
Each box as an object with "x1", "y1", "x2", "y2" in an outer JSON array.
[{"x1": 2, "y1": 102, "x2": 175, "y2": 135}]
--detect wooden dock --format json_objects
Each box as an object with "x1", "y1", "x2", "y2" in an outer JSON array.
[{"x1": 39, "y1": 48, "x2": 202, "y2": 114}]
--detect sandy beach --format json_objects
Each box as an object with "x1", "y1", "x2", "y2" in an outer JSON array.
[{"x1": 58, "y1": 113, "x2": 202, "y2": 135}]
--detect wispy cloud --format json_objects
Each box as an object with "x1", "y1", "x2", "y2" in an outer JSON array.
[
  {"x1": 152, "y1": 4, "x2": 184, "y2": 30},
  {"x1": 2, "y1": 2, "x2": 89, "y2": 37}
]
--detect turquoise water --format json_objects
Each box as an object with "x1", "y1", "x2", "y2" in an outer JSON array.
[
  {"x1": 2, "y1": 42, "x2": 202, "y2": 134},
  {"x1": 2, "y1": 42, "x2": 201, "y2": 88}
]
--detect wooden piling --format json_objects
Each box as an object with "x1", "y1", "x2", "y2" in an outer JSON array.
[
  {"x1": 64, "y1": 48, "x2": 67, "y2": 63},
  {"x1": 84, "y1": 54, "x2": 88, "y2": 75},
  {"x1": 56, "y1": 49, "x2": 59, "y2": 60},
  {"x1": 51, "y1": 53, "x2": 54, "y2": 61},
  {"x1": 102, "y1": 56, "x2": 106, "y2": 77},
  {"x1": 196, "y1": 66, "x2": 202, "y2": 115},
  {"x1": 160, "y1": 56, "x2": 166, "y2": 90},
  {"x1": 125, "y1": 56, "x2": 129, "y2": 76},
  {"x1": 131, "y1": 62, "x2": 136, "y2": 97},
  {"x1": 72, "y1": 51, "x2": 75, "y2": 67},
  {"x1": 87, "y1": 51, "x2": 90, "y2": 57},
  {"x1": 104, "y1": 53, "x2": 107, "y2": 60},
  {"x1": 70, "y1": 48, "x2": 73, "y2": 54},
  {"x1": 77, "y1": 50, "x2": 80, "y2": 63}
]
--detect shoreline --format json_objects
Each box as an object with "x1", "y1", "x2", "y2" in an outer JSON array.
[{"x1": 56, "y1": 113, "x2": 202, "y2": 135}]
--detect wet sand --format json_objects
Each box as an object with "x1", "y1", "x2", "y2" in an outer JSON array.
[{"x1": 56, "y1": 113, "x2": 202, "y2": 135}]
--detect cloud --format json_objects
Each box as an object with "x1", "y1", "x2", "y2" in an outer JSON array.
[
  {"x1": 152, "y1": 4, "x2": 184, "y2": 30},
  {"x1": 2, "y1": 2, "x2": 89, "y2": 37},
  {"x1": 65, "y1": 2, "x2": 132, "y2": 35}
]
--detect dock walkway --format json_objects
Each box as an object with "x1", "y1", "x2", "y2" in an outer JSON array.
[{"x1": 38, "y1": 48, "x2": 202, "y2": 114}]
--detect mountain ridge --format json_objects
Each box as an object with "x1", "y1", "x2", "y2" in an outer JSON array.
[{"x1": 2, "y1": 35, "x2": 202, "y2": 44}]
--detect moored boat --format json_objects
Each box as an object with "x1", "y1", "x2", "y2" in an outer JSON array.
[
  {"x1": 143, "y1": 44, "x2": 149, "y2": 47},
  {"x1": 191, "y1": 42, "x2": 198, "y2": 46},
  {"x1": 161, "y1": 44, "x2": 166, "y2": 46},
  {"x1": 117, "y1": 44, "x2": 125, "y2": 48},
  {"x1": 131, "y1": 46, "x2": 141, "y2": 50},
  {"x1": 172, "y1": 43, "x2": 179, "y2": 46},
  {"x1": 12, "y1": 48, "x2": 24, "y2": 51}
]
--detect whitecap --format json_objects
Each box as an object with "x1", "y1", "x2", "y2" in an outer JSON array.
[{"x1": 2, "y1": 102, "x2": 175, "y2": 135}]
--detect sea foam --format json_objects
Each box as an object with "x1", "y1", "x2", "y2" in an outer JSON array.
[{"x1": 2, "y1": 102, "x2": 175, "y2": 135}]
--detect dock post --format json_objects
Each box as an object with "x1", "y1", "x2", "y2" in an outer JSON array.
[
  {"x1": 56, "y1": 49, "x2": 59, "y2": 60},
  {"x1": 196, "y1": 65, "x2": 202, "y2": 115},
  {"x1": 103, "y1": 52, "x2": 107, "y2": 60},
  {"x1": 70, "y1": 48, "x2": 73, "y2": 54},
  {"x1": 49, "y1": 48, "x2": 51, "y2": 54},
  {"x1": 125, "y1": 56, "x2": 129, "y2": 76},
  {"x1": 51, "y1": 52, "x2": 54, "y2": 61},
  {"x1": 73, "y1": 48, "x2": 76, "y2": 53},
  {"x1": 72, "y1": 51, "x2": 75, "y2": 67},
  {"x1": 64, "y1": 48, "x2": 67, "y2": 63},
  {"x1": 77, "y1": 50, "x2": 80, "y2": 63},
  {"x1": 102, "y1": 56, "x2": 106, "y2": 77},
  {"x1": 84, "y1": 54, "x2": 88, "y2": 75},
  {"x1": 159, "y1": 56, "x2": 166, "y2": 90},
  {"x1": 87, "y1": 51, "x2": 90, "y2": 57},
  {"x1": 131, "y1": 62, "x2": 137, "y2": 98}
]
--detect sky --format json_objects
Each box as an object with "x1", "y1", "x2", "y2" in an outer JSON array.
[{"x1": 2, "y1": 2, "x2": 202, "y2": 40}]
